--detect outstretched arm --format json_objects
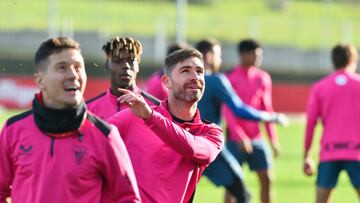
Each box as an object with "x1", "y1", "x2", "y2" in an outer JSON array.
[
  {"x1": 216, "y1": 74, "x2": 287, "y2": 124},
  {"x1": 117, "y1": 88, "x2": 224, "y2": 165}
]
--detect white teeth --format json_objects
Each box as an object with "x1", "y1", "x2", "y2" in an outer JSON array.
[{"x1": 65, "y1": 85, "x2": 79, "y2": 91}]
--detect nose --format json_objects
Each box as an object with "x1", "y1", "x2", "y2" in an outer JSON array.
[
  {"x1": 121, "y1": 62, "x2": 131, "y2": 70},
  {"x1": 190, "y1": 70, "x2": 202, "y2": 81},
  {"x1": 67, "y1": 66, "x2": 79, "y2": 79}
]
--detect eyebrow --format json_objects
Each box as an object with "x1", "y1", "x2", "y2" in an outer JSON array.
[
  {"x1": 55, "y1": 60, "x2": 82, "y2": 66},
  {"x1": 178, "y1": 65, "x2": 192, "y2": 71},
  {"x1": 55, "y1": 61, "x2": 69, "y2": 66}
]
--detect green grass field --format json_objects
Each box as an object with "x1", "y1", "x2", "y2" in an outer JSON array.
[
  {"x1": 0, "y1": 110, "x2": 358, "y2": 203},
  {"x1": 1, "y1": 0, "x2": 360, "y2": 49}
]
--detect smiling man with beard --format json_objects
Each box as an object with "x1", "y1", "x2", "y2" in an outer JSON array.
[
  {"x1": 87, "y1": 37, "x2": 159, "y2": 120},
  {"x1": 108, "y1": 48, "x2": 224, "y2": 203}
]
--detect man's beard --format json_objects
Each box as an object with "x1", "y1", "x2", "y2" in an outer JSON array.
[{"x1": 172, "y1": 81, "x2": 204, "y2": 103}]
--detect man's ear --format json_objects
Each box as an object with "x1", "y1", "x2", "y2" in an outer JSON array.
[
  {"x1": 104, "y1": 60, "x2": 109, "y2": 70},
  {"x1": 161, "y1": 74, "x2": 172, "y2": 89},
  {"x1": 34, "y1": 72, "x2": 44, "y2": 90},
  {"x1": 205, "y1": 52, "x2": 213, "y2": 64}
]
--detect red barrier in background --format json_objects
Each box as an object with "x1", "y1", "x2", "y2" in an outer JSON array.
[
  {"x1": 0, "y1": 76, "x2": 311, "y2": 113},
  {"x1": 272, "y1": 83, "x2": 311, "y2": 113},
  {"x1": 0, "y1": 76, "x2": 38, "y2": 109}
]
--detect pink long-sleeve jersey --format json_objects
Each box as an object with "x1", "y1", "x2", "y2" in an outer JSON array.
[
  {"x1": 108, "y1": 102, "x2": 224, "y2": 203},
  {"x1": 223, "y1": 65, "x2": 277, "y2": 144},
  {"x1": 0, "y1": 111, "x2": 141, "y2": 203},
  {"x1": 305, "y1": 69, "x2": 360, "y2": 162}
]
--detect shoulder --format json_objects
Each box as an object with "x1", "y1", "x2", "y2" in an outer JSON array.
[
  {"x1": 86, "y1": 91, "x2": 107, "y2": 105},
  {"x1": 201, "y1": 117, "x2": 212, "y2": 124},
  {"x1": 6, "y1": 109, "x2": 33, "y2": 127},
  {"x1": 141, "y1": 90, "x2": 161, "y2": 106},
  {"x1": 200, "y1": 117, "x2": 222, "y2": 131},
  {"x1": 202, "y1": 121, "x2": 223, "y2": 137},
  {"x1": 87, "y1": 112, "x2": 112, "y2": 137},
  {"x1": 256, "y1": 68, "x2": 271, "y2": 79},
  {"x1": 312, "y1": 74, "x2": 333, "y2": 90}
]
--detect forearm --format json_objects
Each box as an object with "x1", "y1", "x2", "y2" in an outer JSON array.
[
  {"x1": 304, "y1": 117, "x2": 317, "y2": 158},
  {"x1": 145, "y1": 111, "x2": 224, "y2": 164},
  {"x1": 264, "y1": 122, "x2": 277, "y2": 145}
]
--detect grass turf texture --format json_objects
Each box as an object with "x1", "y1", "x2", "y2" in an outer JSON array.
[
  {"x1": 1, "y1": 0, "x2": 360, "y2": 49},
  {"x1": 0, "y1": 110, "x2": 358, "y2": 202}
]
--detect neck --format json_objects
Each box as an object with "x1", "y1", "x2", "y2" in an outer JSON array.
[
  {"x1": 240, "y1": 63, "x2": 252, "y2": 68},
  {"x1": 336, "y1": 64, "x2": 356, "y2": 74},
  {"x1": 110, "y1": 84, "x2": 135, "y2": 97},
  {"x1": 205, "y1": 67, "x2": 214, "y2": 74},
  {"x1": 205, "y1": 63, "x2": 214, "y2": 74},
  {"x1": 33, "y1": 96, "x2": 86, "y2": 134},
  {"x1": 167, "y1": 96, "x2": 197, "y2": 121},
  {"x1": 345, "y1": 63, "x2": 357, "y2": 73}
]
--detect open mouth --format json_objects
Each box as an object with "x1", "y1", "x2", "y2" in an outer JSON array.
[{"x1": 64, "y1": 85, "x2": 80, "y2": 93}]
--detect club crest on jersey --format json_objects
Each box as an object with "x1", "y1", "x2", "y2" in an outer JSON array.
[
  {"x1": 72, "y1": 146, "x2": 88, "y2": 165},
  {"x1": 335, "y1": 75, "x2": 347, "y2": 86}
]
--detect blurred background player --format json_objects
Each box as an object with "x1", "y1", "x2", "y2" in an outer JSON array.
[
  {"x1": 87, "y1": 36, "x2": 159, "y2": 119},
  {"x1": 108, "y1": 48, "x2": 224, "y2": 202},
  {"x1": 0, "y1": 37, "x2": 140, "y2": 203},
  {"x1": 223, "y1": 39, "x2": 281, "y2": 203},
  {"x1": 303, "y1": 44, "x2": 360, "y2": 203},
  {"x1": 195, "y1": 38, "x2": 288, "y2": 203},
  {"x1": 146, "y1": 42, "x2": 190, "y2": 101}
]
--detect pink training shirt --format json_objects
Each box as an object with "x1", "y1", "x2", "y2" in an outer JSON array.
[
  {"x1": 145, "y1": 70, "x2": 168, "y2": 101},
  {"x1": 305, "y1": 69, "x2": 360, "y2": 162},
  {"x1": 223, "y1": 65, "x2": 277, "y2": 144},
  {"x1": 108, "y1": 102, "x2": 224, "y2": 203},
  {"x1": 0, "y1": 112, "x2": 141, "y2": 203}
]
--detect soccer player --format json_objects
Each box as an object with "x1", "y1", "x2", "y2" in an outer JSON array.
[
  {"x1": 303, "y1": 44, "x2": 360, "y2": 203},
  {"x1": 195, "y1": 38, "x2": 287, "y2": 203},
  {"x1": 223, "y1": 39, "x2": 280, "y2": 203},
  {"x1": 108, "y1": 48, "x2": 224, "y2": 202},
  {"x1": 146, "y1": 42, "x2": 190, "y2": 101},
  {"x1": 87, "y1": 36, "x2": 159, "y2": 119},
  {"x1": 0, "y1": 37, "x2": 141, "y2": 203}
]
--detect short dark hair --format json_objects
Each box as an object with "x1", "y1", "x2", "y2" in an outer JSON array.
[
  {"x1": 195, "y1": 38, "x2": 220, "y2": 55},
  {"x1": 163, "y1": 48, "x2": 203, "y2": 75},
  {"x1": 237, "y1": 39, "x2": 261, "y2": 54},
  {"x1": 167, "y1": 42, "x2": 190, "y2": 55},
  {"x1": 102, "y1": 36, "x2": 142, "y2": 63},
  {"x1": 331, "y1": 44, "x2": 358, "y2": 69},
  {"x1": 34, "y1": 37, "x2": 80, "y2": 71}
]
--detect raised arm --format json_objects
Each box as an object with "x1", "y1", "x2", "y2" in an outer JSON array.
[{"x1": 116, "y1": 88, "x2": 224, "y2": 165}]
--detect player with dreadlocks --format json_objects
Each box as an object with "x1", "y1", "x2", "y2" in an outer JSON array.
[{"x1": 87, "y1": 36, "x2": 160, "y2": 120}]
